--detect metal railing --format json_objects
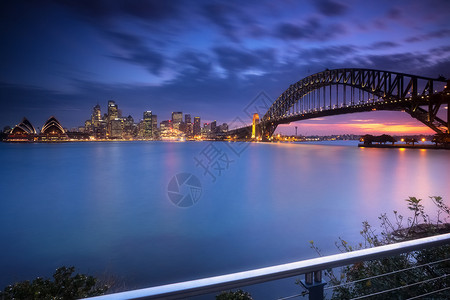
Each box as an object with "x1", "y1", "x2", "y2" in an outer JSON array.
[{"x1": 87, "y1": 233, "x2": 450, "y2": 300}]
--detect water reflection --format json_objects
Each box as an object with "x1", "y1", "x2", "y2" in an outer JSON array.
[{"x1": 0, "y1": 141, "x2": 448, "y2": 294}]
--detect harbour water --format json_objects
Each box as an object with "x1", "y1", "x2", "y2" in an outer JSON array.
[{"x1": 0, "y1": 141, "x2": 449, "y2": 298}]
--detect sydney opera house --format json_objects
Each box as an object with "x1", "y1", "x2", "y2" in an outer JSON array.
[{"x1": 6, "y1": 116, "x2": 69, "y2": 142}]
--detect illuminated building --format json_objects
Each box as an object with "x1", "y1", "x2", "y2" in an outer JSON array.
[
  {"x1": 172, "y1": 112, "x2": 183, "y2": 131},
  {"x1": 193, "y1": 117, "x2": 201, "y2": 136},
  {"x1": 7, "y1": 117, "x2": 36, "y2": 142},
  {"x1": 123, "y1": 115, "x2": 135, "y2": 139},
  {"x1": 185, "y1": 114, "x2": 192, "y2": 136},
  {"x1": 217, "y1": 123, "x2": 228, "y2": 133},
  {"x1": 160, "y1": 120, "x2": 172, "y2": 132},
  {"x1": 107, "y1": 100, "x2": 119, "y2": 137},
  {"x1": 91, "y1": 104, "x2": 102, "y2": 129},
  {"x1": 84, "y1": 120, "x2": 92, "y2": 133},
  {"x1": 143, "y1": 111, "x2": 153, "y2": 139},
  {"x1": 110, "y1": 118, "x2": 124, "y2": 139},
  {"x1": 38, "y1": 116, "x2": 68, "y2": 141},
  {"x1": 151, "y1": 115, "x2": 158, "y2": 138}
]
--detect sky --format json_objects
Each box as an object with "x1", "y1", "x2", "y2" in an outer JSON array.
[{"x1": 1, "y1": 0, "x2": 450, "y2": 135}]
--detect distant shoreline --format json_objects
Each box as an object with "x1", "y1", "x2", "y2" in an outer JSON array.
[{"x1": 358, "y1": 143, "x2": 450, "y2": 150}]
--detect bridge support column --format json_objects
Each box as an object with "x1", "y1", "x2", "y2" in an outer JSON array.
[{"x1": 261, "y1": 122, "x2": 277, "y2": 142}]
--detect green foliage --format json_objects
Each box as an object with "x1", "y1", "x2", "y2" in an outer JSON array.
[
  {"x1": 0, "y1": 266, "x2": 108, "y2": 300},
  {"x1": 216, "y1": 289, "x2": 253, "y2": 300},
  {"x1": 308, "y1": 196, "x2": 450, "y2": 299}
]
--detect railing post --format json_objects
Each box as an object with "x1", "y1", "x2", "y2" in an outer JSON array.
[{"x1": 302, "y1": 270, "x2": 326, "y2": 300}]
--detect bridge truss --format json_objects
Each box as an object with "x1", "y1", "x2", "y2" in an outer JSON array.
[{"x1": 259, "y1": 68, "x2": 450, "y2": 138}]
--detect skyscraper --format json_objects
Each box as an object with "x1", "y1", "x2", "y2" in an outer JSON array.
[
  {"x1": 107, "y1": 101, "x2": 118, "y2": 120},
  {"x1": 184, "y1": 114, "x2": 192, "y2": 136},
  {"x1": 91, "y1": 104, "x2": 101, "y2": 128},
  {"x1": 107, "y1": 100, "x2": 119, "y2": 137},
  {"x1": 193, "y1": 116, "x2": 201, "y2": 136},
  {"x1": 151, "y1": 114, "x2": 158, "y2": 138},
  {"x1": 172, "y1": 112, "x2": 183, "y2": 131},
  {"x1": 143, "y1": 111, "x2": 152, "y2": 139}
]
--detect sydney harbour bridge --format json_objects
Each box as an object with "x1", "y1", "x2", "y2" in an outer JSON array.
[{"x1": 227, "y1": 68, "x2": 450, "y2": 141}]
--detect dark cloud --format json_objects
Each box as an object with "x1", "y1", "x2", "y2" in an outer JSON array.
[
  {"x1": 105, "y1": 31, "x2": 165, "y2": 75},
  {"x1": 429, "y1": 45, "x2": 450, "y2": 57},
  {"x1": 351, "y1": 53, "x2": 432, "y2": 75},
  {"x1": 405, "y1": 29, "x2": 450, "y2": 43},
  {"x1": 174, "y1": 50, "x2": 213, "y2": 79},
  {"x1": 201, "y1": 2, "x2": 256, "y2": 43},
  {"x1": 276, "y1": 18, "x2": 320, "y2": 40},
  {"x1": 368, "y1": 41, "x2": 399, "y2": 50},
  {"x1": 213, "y1": 46, "x2": 275, "y2": 73},
  {"x1": 314, "y1": 0, "x2": 348, "y2": 17},
  {"x1": 297, "y1": 45, "x2": 357, "y2": 63},
  {"x1": 57, "y1": 0, "x2": 182, "y2": 23},
  {"x1": 275, "y1": 18, "x2": 346, "y2": 41},
  {"x1": 387, "y1": 7, "x2": 402, "y2": 20}
]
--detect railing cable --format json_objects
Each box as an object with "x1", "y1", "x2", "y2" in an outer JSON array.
[
  {"x1": 324, "y1": 257, "x2": 450, "y2": 290},
  {"x1": 406, "y1": 286, "x2": 450, "y2": 300},
  {"x1": 349, "y1": 274, "x2": 449, "y2": 300}
]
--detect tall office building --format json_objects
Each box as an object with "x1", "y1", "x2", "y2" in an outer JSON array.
[
  {"x1": 193, "y1": 117, "x2": 201, "y2": 136},
  {"x1": 123, "y1": 115, "x2": 135, "y2": 138},
  {"x1": 151, "y1": 115, "x2": 158, "y2": 137},
  {"x1": 107, "y1": 101, "x2": 119, "y2": 120},
  {"x1": 107, "y1": 101, "x2": 119, "y2": 137},
  {"x1": 172, "y1": 112, "x2": 183, "y2": 131},
  {"x1": 143, "y1": 111, "x2": 153, "y2": 139},
  {"x1": 91, "y1": 104, "x2": 102, "y2": 128},
  {"x1": 110, "y1": 118, "x2": 124, "y2": 139},
  {"x1": 184, "y1": 114, "x2": 192, "y2": 136}
]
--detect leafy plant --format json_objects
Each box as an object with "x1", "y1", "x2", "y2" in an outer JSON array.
[
  {"x1": 0, "y1": 266, "x2": 109, "y2": 300},
  {"x1": 216, "y1": 289, "x2": 253, "y2": 300},
  {"x1": 308, "y1": 196, "x2": 450, "y2": 299}
]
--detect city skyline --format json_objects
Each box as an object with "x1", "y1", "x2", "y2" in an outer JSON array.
[{"x1": 1, "y1": 1, "x2": 450, "y2": 135}]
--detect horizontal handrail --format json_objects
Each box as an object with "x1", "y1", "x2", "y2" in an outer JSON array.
[{"x1": 87, "y1": 233, "x2": 450, "y2": 300}]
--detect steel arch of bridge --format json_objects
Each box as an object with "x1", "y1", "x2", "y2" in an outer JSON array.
[{"x1": 259, "y1": 68, "x2": 450, "y2": 138}]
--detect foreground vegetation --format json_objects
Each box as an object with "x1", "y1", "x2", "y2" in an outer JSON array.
[
  {"x1": 309, "y1": 196, "x2": 450, "y2": 299},
  {"x1": 0, "y1": 266, "x2": 108, "y2": 300},
  {"x1": 218, "y1": 196, "x2": 449, "y2": 299}
]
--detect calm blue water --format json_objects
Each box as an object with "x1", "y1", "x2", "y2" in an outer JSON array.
[{"x1": 0, "y1": 141, "x2": 449, "y2": 298}]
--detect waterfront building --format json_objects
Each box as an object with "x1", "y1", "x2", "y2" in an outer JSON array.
[
  {"x1": 38, "y1": 116, "x2": 68, "y2": 141},
  {"x1": 151, "y1": 115, "x2": 158, "y2": 138},
  {"x1": 84, "y1": 120, "x2": 92, "y2": 133},
  {"x1": 137, "y1": 120, "x2": 144, "y2": 138},
  {"x1": 91, "y1": 104, "x2": 102, "y2": 129},
  {"x1": 94, "y1": 120, "x2": 107, "y2": 139},
  {"x1": 160, "y1": 120, "x2": 172, "y2": 132},
  {"x1": 202, "y1": 122, "x2": 211, "y2": 137},
  {"x1": 217, "y1": 123, "x2": 228, "y2": 133},
  {"x1": 6, "y1": 117, "x2": 37, "y2": 142},
  {"x1": 123, "y1": 115, "x2": 135, "y2": 139},
  {"x1": 172, "y1": 112, "x2": 183, "y2": 131},
  {"x1": 193, "y1": 117, "x2": 201, "y2": 136},
  {"x1": 143, "y1": 111, "x2": 153, "y2": 139},
  {"x1": 185, "y1": 114, "x2": 193, "y2": 136},
  {"x1": 110, "y1": 118, "x2": 124, "y2": 139},
  {"x1": 107, "y1": 100, "x2": 119, "y2": 137}
]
